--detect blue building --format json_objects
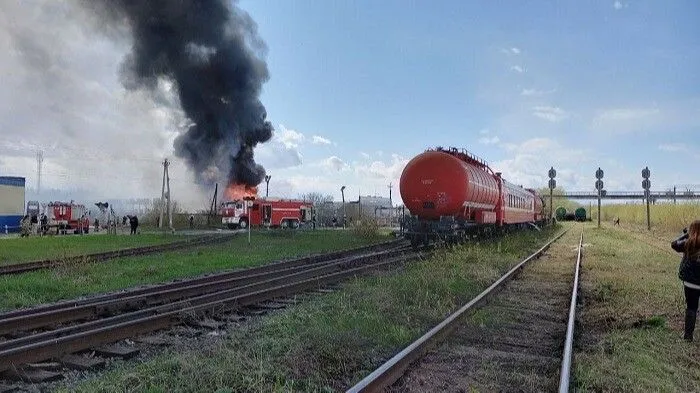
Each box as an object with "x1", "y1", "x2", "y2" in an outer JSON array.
[{"x1": 0, "y1": 176, "x2": 26, "y2": 233}]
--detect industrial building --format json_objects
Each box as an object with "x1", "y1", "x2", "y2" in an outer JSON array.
[{"x1": 0, "y1": 176, "x2": 26, "y2": 233}]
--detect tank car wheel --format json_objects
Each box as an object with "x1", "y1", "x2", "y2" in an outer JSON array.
[{"x1": 239, "y1": 219, "x2": 249, "y2": 229}]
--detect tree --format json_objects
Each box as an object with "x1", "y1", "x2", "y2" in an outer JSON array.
[{"x1": 299, "y1": 192, "x2": 333, "y2": 205}]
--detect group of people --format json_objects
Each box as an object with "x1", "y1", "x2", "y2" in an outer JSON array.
[{"x1": 19, "y1": 214, "x2": 49, "y2": 237}]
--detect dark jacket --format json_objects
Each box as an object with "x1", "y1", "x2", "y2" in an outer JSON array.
[{"x1": 672, "y1": 232, "x2": 700, "y2": 286}]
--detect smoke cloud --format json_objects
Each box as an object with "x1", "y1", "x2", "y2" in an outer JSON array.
[{"x1": 81, "y1": 0, "x2": 273, "y2": 188}]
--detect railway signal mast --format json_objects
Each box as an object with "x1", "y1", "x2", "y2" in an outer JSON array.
[
  {"x1": 595, "y1": 167, "x2": 604, "y2": 228},
  {"x1": 642, "y1": 167, "x2": 651, "y2": 230},
  {"x1": 548, "y1": 167, "x2": 556, "y2": 224}
]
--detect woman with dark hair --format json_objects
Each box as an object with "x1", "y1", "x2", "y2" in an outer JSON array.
[{"x1": 672, "y1": 220, "x2": 700, "y2": 341}]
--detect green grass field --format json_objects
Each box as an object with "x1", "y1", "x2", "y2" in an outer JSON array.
[
  {"x1": 574, "y1": 221, "x2": 700, "y2": 392},
  {"x1": 0, "y1": 230, "x2": 385, "y2": 312},
  {"x1": 0, "y1": 233, "x2": 188, "y2": 265},
  {"x1": 57, "y1": 225, "x2": 560, "y2": 393}
]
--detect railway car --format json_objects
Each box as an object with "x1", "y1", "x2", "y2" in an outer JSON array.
[
  {"x1": 47, "y1": 201, "x2": 90, "y2": 234},
  {"x1": 555, "y1": 207, "x2": 567, "y2": 221},
  {"x1": 574, "y1": 207, "x2": 587, "y2": 222},
  {"x1": 220, "y1": 198, "x2": 312, "y2": 229},
  {"x1": 399, "y1": 147, "x2": 547, "y2": 246},
  {"x1": 0, "y1": 176, "x2": 25, "y2": 233}
]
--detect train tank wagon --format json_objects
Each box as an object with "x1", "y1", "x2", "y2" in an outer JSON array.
[
  {"x1": 0, "y1": 176, "x2": 25, "y2": 233},
  {"x1": 400, "y1": 147, "x2": 546, "y2": 246}
]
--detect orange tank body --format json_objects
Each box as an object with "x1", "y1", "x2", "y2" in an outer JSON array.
[{"x1": 399, "y1": 150, "x2": 499, "y2": 222}]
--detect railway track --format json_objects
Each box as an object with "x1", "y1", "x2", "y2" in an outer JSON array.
[
  {"x1": 0, "y1": 234, "x2": 236, "y2": 275},
  {"x1": 347, "y1": 227, "x2": 584, "y2": 393},
  {"x1": 0, "y1": 240, "x2": 418, "y2": 381}
]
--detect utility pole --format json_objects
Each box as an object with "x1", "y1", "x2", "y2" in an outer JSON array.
[
  {"x1": 159, "y1": 159, "x2": 173, "y2": 232},
  {"x1": 388, "y1": 182, "x2": 393, "y2": 225},
  {"x1": 208, "y1": 183, "x2": 218, "y2": 226},
  {"x1": 36, "y1": 150, "x2": 44, "y2": 195},
  {"x1": 341, "y1": 186, "x2": 346, "y2": 229}
]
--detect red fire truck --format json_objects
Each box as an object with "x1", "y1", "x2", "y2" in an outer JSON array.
[
  {"x1": 48, "y1": 201, "x2": 90, "y2": 234},
  {"x1": 220, "y1": 198, "x2": 312, "y2": 229}
]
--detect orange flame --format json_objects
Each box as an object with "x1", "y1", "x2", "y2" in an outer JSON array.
[{"x1": 225, "y1": 183, "x2": 258, "y2": 201}]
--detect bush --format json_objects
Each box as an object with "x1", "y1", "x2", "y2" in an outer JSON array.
[{"x1": 350, "y1": 219, "x2": 380, "y2": 240}]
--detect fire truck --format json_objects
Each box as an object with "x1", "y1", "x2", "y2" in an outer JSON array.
[
  {"x1": 220, "y1": 198, "x2": 312, "y2": 229},
  {"x1": 48, "y1": 201, "x2": 90, "y2": 234}
]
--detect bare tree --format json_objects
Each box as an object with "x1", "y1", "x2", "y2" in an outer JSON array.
[{"x1": 299, "y1": 192, "x2": 334, "y2": 205}]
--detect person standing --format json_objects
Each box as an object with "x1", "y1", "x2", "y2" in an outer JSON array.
[
  {"x1": 20, "y1": 215, "x2": 30, "y2": 238},
  {"x1": 672, "y1": 220, "x2": 700, "y2": 342},
  {"x1": 129, "y1": 215, "x2": 139, "y2": 235},
  {"x1": 189, "y1": 215, "x2": 194, "y2": 229}
]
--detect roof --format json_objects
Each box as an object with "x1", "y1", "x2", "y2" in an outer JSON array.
[{"x1": 0, "y1": 176, "x2": 25, "y2": 187}]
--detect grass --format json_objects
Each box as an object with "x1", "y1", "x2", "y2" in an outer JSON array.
[
  {"x1": 591, "y1": 202, "x2": 700, "y2": 232},
  {"x1": 0, "y1": 230, "x2": 384, "y2": 312},
  {"x1": 0, "y1": 233, "x2": 189, "y2": 265},
  {"x1": 574, "y1": 221, "x2": 700, "y2": 392},
  {"x1": 57, "y1": 225, "x2": 560, "y2": 393}
]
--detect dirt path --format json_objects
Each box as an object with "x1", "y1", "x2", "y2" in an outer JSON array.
[{"x1": 389, "y1": 228, "x2": 581, "y2": 392}]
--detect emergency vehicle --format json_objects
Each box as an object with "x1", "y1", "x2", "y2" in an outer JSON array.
[
  {"x1": 220, "y1": 198, "x2": 312, "y2": 229},
  {"x1": 48, "y1": 201, "x2": 90, "y2": 234}
]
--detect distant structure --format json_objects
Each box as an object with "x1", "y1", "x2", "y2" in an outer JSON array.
[{"x1": 0, "y1": 176, "x2": 26, "y2": 233}]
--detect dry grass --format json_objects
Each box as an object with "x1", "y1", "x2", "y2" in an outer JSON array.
[
  {"x1": 591, "y1": 202, "x2": 700, "y2": 232},
  {"x1": 574, "y1": 221, "x2": 700, "y2": 392}
]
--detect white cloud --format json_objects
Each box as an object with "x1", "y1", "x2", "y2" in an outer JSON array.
[
  {"x1": 595, "y1": 108, "x2": 660, "y2": 122},
  {"x1": 323, "y1": 156, "x2": 346, "y2": 171},
  {"x1": 360, "y1": 152, "x2": 371, "y2": 159},
  {"x1": 521, "y1": 88, "x2": 556, "y2": 96},
  {"x1": 501, "y1": 47, "x2": 521, "y2": 55},
  {"x1": 532, "y1": 106, "x2": 568, "y2": 122},
  {"x1": 355, "y1": 154, "x2": 408, "y2": 180},
  {"x1": 510, "y1": 65, "x2": 524, "y2": 73},
  {"x1": 277, "y1": 124, "x2": 305, "y2": 148},
  {"x1": 478, "y1": 136, "x2": 500, "y2": 145},
  {"x1": 658, "y1": 143, "x2": 687, "y2": 152},
  {"x1": 613, "y1": 1, "x2": 626, "y2": 10},
  {"x1": 479, "y1": 128, "x2": 490, "y2": 134},
  {"x1": 493, "y1": 137, "x2": 593, "y2": 191},
  {"x1": 311, "y1": 135, "x2": 332, "y2": 145}
]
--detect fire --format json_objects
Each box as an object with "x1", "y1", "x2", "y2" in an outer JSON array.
[{"x1": 225, "y1": 183, "x2": 258, "y2": 201}]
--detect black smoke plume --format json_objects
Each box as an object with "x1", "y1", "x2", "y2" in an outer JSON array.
[{"x1": 81, "y1": 0, "x2": 273, "y2": 188}]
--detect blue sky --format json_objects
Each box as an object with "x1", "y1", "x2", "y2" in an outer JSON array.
[
  {"x1": 241, "y1": 0, "x2": 699, "y2": 202},
  {"x1": 0, "y1": 0, "x2": 698, "y2": 209}
]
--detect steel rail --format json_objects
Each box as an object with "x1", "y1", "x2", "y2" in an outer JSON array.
[
  {"x1": 558, "y1": 229, "x2": 583, "y2": 393},
  {"x1": 0, "y1": 247, "x2": 409, "y2": 352},
  {"x1": 0, "y1": 234, "x2": 234, "y2": 275},
  {"x1": 0, "y1": 239, "x2": 402, "y2": 323},
  {"x1": 345, "y1": 228, "x2": 569, "y2": 393},
  {"x1": 0, "y1": 250, "x2": 423, "y2": 372},
  {"x1": 0, "y1": 242, "x2": 407, "y2": 336}
]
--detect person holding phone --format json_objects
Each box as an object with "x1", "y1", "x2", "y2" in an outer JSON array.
[{"x1": 672, "y1": 221, "x2": 700, "y2": 342}]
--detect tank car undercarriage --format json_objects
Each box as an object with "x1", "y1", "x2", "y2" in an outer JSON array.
[{"x1": 401, "y1": 215, "x2": 542, "y2": 248}]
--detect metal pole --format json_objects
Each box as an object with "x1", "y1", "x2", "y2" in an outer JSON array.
[
  {"x1": 597, "y1": 188, "x2": 601, "y2": 228},
  {"x1": 646, "y1": 193, "x2": 651, "y2": 230},
  {"x1": 549, "y1": 188, "x2": 553, "y2": 223}
]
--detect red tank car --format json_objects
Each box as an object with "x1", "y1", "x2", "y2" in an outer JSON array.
[
  {"x1": 400, "y1": 147, "x2": 546, "y2": 246},
  {"x1": 400, "y1": 148, "x2": 499, "y2": 223}
]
